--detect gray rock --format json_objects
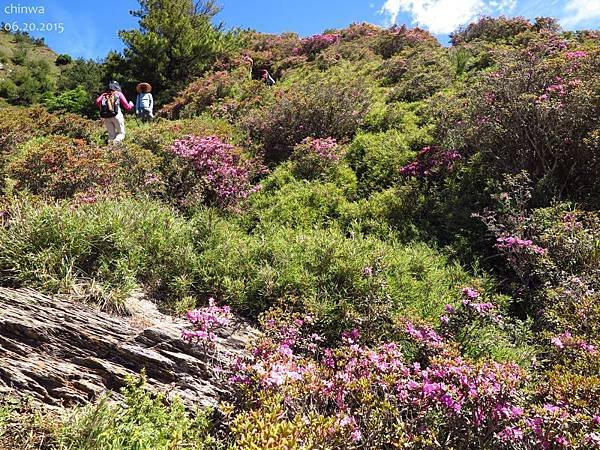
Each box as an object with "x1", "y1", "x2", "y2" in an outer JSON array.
[{"x1": 0, "y1": 287, "x2": 258, "y2": 409}]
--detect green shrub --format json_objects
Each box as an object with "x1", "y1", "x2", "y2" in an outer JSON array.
[
  {"x1": 0, "y1": 79, "x2": 18, "y2": 100},
  {"x1": 54, "y1": 373, "x2": 216, "y2": 450},
  {"x1": 6, "y1": 59, "x2": 55, "y2": 104},
  {"x1": 57, "y1": 58, "x2": 104, "y2": 94},
  {"x1": 55, "y1": 54, "x2": 72, "y2": 66},
  {"x1": 242, "y1": 74, "x2": 372, "y2": 163},
  {"x1": 362, "y1": 101, "x2": 433, "y2": 145},
  {"x1": 194, "y1": 217, "x2": 470, "y2": 339},
  {"x1": 10, "y1": 44, "x2": 28, "y2": 65},
  {"x1": 241, "y1": 171, "x2": 352, "y2": 232},
  {"x1": 340, "y1": 185, "x2": 422, "y2": 241},
  {"x1": 43, "y1": 85, "x2": 96, "y2": 117},
  {"x1": 346, "y1": 130, "x2": 414, "y2": 197},
  {"x1": 5, "y1": 136, "x2": 159, "y2": 200},
  {"x1": 0, "y1": 198, "x2": 199, "y2": 309}
]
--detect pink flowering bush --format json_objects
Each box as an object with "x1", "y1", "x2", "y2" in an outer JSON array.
[
  {"x1": 438, "y1": 36, "x2": 600, "y2": 205},
  {"x1": 478, "y1": 179, "x2": 600, "y2": 390},
  {"x1": 5, "y1": 137, "x2": 158, "y2": 200},
  {"x1": 242, "y1": 78, "x2": 371, "y2": 163},
  {"x1": 340, "y1": 22, "x2": 380, "y2": 41},
  {"x1": 169, "y1": 135, "x2": 263, "y2": 209},
  {"x1": 297, "y1": 33, "x2": 340, "y2": 58},
  {"x1": 158, "y1": 68, "x2": 263, "y2": 120},
  {"x1": 450, "y1": 16, "x2": 535, "y2": 45},
  {"x1": 182, "y1": 298, "x2": 232, "y2": 348},
  {"x1": 223, "y1": 309, "x2": 599, "y2": 449},
  {"x1": 289, "y1": 137, "x2": 343, "y2": 179},
  {"x1": 399, "y1": 146, "x2": 461, "y2": 180},
  {"x1": 376, "y1": 25, "x2": 439, "y2": 59}
]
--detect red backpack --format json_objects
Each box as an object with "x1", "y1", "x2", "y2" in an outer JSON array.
[{"x1": 99, "y1": 92, "x2": 120, "y2": 118}]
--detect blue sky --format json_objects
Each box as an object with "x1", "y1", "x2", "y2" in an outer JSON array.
[{"x1": 1, "y1": 0, "x2": 598, "y2": 59}]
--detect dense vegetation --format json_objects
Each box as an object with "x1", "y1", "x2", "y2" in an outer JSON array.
[{"x1": 0, "y1": 2, "x2": 599, "y2": 448}]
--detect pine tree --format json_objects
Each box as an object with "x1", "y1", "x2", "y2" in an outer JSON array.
[{"x1": 119, "y1": 0, "x2": 240, "y2": 103}]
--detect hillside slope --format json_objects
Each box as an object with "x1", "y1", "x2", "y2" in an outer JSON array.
[
  {"x1": 0, "y1": 30, "x2": 61, "y2": 105},
  {"x1": 0, "y1": 14, "x2": 599, "y2": 450}
]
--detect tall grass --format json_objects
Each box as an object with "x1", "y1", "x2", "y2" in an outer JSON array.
[{"x1": 0, "y1": 197, "x2": 199, "y2": 310}]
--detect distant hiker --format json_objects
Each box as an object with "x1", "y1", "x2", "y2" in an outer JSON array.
[
  {"x1": 260, "y1": 69, "x2": 276, "y2": 86},
  {"x1": 96, "y1": 81, "x2": 134, "y2": 143},
  {"x1": 135, "y1": 82, "x2": 154, "y2": 123},
  {"x1": 242, "y1": 53, "x2": 254, "y2": 79}
]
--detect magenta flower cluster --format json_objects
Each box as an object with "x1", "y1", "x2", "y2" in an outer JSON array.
[
  {"x1": 564, "y1": 51, "x2": 588, "y2": 59},
  {"x1": 170, "y1": 135, "x2": 260, "y2": 208},
  {"x1": 496, "y1": 236, "x2": 547, "y2": 255},
  {"x1": 297, "y1": 33, "x2": 340, "y2": 55},
  {"x1": 225, "y1": 308, "x2": 600, "y2": 448},
  {"x1": 551, "y1": 331, "x2": 597, "y2": 354},
  {"x1": 182, "y1": 298, "x2": 232, "y2": 344},
  {"x1": 299, "y1": 137, "x2": 341, "y2": 162},
  {"x1": 228, "y1": 312, "x2": 552, "y2": 447},
  {"x1": 399, "y1": 146, "x2": 461, "y2": 179}
]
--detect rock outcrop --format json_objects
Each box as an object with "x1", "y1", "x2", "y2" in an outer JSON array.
[{"x1": 0, "y1": 287, "x2": 258, "y2": 408}]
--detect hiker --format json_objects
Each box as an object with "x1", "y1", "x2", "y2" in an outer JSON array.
[
  {"x1": 242, "y1": 54, "x2": 254, "y2": 79},
  {"x1": 260, "y1": 69, "x2": 276, "y2": 86},
  {"x1": 135, "y1": 82, "x2": 154, "y2": 123},
  {"x1": 96, "y1": 81, "x2": 134, "y2": 143}
]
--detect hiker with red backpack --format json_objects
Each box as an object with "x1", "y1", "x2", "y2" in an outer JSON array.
[{"x1": 96, "y1": 81, "x2": 134, "y2": 143}]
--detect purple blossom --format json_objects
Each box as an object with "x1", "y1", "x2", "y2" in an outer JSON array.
[
  {"x1": 171, "y1": 135, "x2": 262, "y2": 208},
  {"x1": 564, "y1": 50, "x2": 588, "y2": 59},
  {"x1": 462, "y1": 287, "x2": 480, "y2": 300},
  {"x1": 400, "y1": 146, "x2": 461, "y2": 179},
  {"x1": 298, "y1": 33, "x2": 340, "y2": 55},
  {"x1": 496, "y1": 236, "x2": 546, "y2": 255},
  {"x1": 182, "y1": 298, "x2": 232, "y2": 345}
]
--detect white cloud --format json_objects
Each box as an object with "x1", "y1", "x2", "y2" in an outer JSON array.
[
  {"x1": 380, "y1": 0, "x2": 518, "y2": 34},
  {"x1": 561, "y1": 0, "x2": 600, "y2": 28}
]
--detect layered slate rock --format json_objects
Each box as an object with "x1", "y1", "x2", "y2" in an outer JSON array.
[{"x1": 0, "y1": 287, "x2": 257, "y2": 408}]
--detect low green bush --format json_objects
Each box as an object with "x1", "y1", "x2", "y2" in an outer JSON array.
[
  {"x1": 340, "y1": 185, "x2": 423, "y2": 241},
  {"x1": 0, "y1": 198, "x2": 199, "y2": 309},
  {"x1": 194, "y1": 215, "x2": 470, "y2": 339},
  {"x1": 54, "y1": 373, "x2": 216, "y2": 450},
  {"x1": 346, "y1": 130, "x2": 414, "y2": 197},
  {"x1": 0, "y1": 374, "x2": 216, "y2": 450},
  {"x1": 242, "y1": 175, "x2": 352, "y2": 232},
  {"x1": 43, "y1": 85, "x2": 96, "y2": 117}
]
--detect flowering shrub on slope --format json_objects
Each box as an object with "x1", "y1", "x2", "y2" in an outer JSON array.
[
  {"x1": 297, "y1": 33, "x2": 340, "y2": 57},
  {"x1": 242, "y1": 78, "x2": 371, "y2": 162},
  {"x1": 289, "y1": 137, "x2": 343, "y2": 179},
  {"x1": 399, "y1": 146, "x2": 461, "y2": 180},
  {"x1": 439, "y1": 37, "x2": 600, "y2": 205},
  {"x1": 170, "y1": 135, "x2": 262, "y2": 208},
  {"x1": 182, "y1": 298, "x2": 232, "y2": 347},
  {"x1": 222, "y1": 306, "x2": 600, "y2": 449}
]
